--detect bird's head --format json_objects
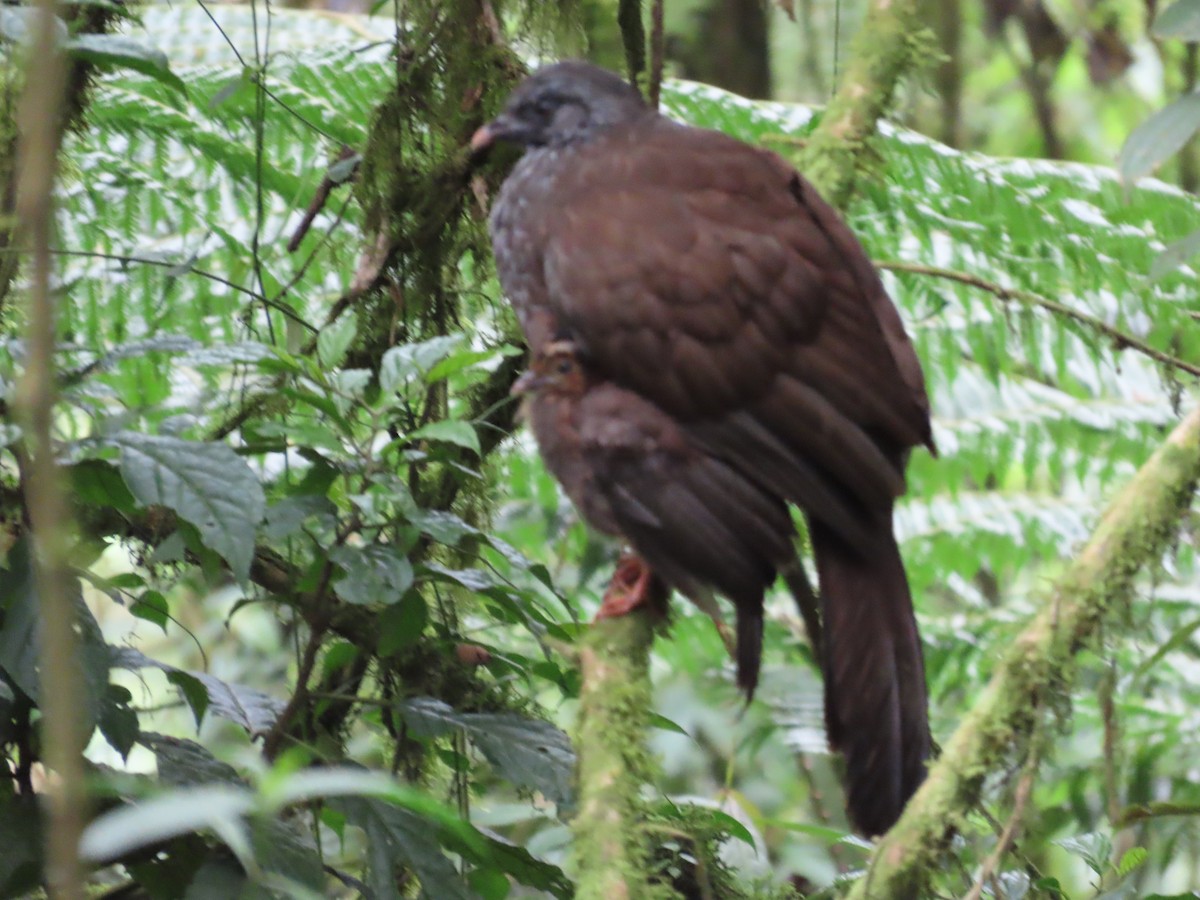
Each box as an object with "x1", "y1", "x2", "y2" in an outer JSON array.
[
  {"x1": 512, "y1": 340, "x2": 589, "y2": 398},
  {"x1": 471, "y1": 61, "x2": 647, "y2": 152}
]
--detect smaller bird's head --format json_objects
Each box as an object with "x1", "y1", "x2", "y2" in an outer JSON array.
[
  {"x1": 512, "y1": 340, "x2": 589, "y2": 398},
  {"x1": 471, "y1": 61, "x2": 647, "y2": 152}
]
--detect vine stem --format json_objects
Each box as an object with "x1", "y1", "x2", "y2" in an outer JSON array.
[{"x1": 13, "y1": 0, "x2": 87, "y2": 896}]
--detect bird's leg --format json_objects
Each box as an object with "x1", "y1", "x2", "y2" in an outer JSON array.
[{"x1": 596, "y1": 552, "x2": 659, "y2": 619}]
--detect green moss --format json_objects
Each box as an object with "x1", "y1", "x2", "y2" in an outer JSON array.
[
  {"x1": 572, "y1": 612, "x2": 678, "y2": 899},
  {"x1": 844, "y1": 409, "x2": 1200, "y2": 898}
]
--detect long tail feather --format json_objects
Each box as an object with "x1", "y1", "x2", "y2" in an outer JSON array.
[{"x1": 808, "y1": 514, "x2": 929, "y2": 836}]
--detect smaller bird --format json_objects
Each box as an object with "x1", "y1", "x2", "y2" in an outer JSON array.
[{"x1": 513, "y1": 339, "x2": 813, "y2": 697}]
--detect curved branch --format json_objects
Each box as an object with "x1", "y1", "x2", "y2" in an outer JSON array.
[
  {"x1": 846, "y1": 403, "x2": 1200, "y2": 898},
  {"x1": 880, "y1": 260, "x2": 1200, "y2": 379}
]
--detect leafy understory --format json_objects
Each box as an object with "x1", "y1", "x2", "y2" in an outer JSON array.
[{"x1": 0, "y1": 3, "x2": 1197, "y2": 898}]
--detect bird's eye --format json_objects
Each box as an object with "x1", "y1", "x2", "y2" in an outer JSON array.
[{"x1": 556, "y1": 358, "x2": 574, "y2": 374}]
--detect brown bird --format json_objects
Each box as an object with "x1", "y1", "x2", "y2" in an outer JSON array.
[
  {"x1": 476, "y1": 61, "x2": 934, "y2": 836},
  {"x1": 513, "y1": 339, "x2": 806, "y2": 697}
]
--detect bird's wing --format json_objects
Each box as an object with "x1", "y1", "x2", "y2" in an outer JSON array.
[
  {"x1": 576, "y1": 383, "x2": 796, "y2": 693},
  {"x1": 541, "y1": 123, "x2": 932, "y2": 543}
]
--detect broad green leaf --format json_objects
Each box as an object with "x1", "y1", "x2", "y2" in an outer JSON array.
[
  {"x1": 456, "y1": 830, "x2": 572, "y2": 900},
  {"x1": 1151, "y1": 227, "x2": 1200, "y2": 278},
  {"x1": 142, "y1": 733, "x2": 244, "y2": 787},
  {"x1": 1118, "y1": 92, "x2": 1200, "y2": 183},
  {"x1": 331, "y1": 544, "x2": 415, "y2": 606},
  {"x1": 377, "y1": 593, "x2": 428, "y2": 656},
  {"x1": 261, "y1": 495, "x2": 337, "y2": 541},
  {"x1": 130, "y1": 590, "x2": 169, "y2": 632},
  {"x1": 1117, "y1": 846, "x2": 1149, "y2": 877},
  {"x1": 80, "y1": 785, "x2": 254, "y2": 862},
  {"x1": 397, "y1": 699, "x2": 575, "y2": 806},
  {"x1": 1153, "y1": 0, "x2": 1200, "y2": 38},
  {"x1": 99, "y1": 684, "x2": 140, "y2": 759},
  {"x1": 0, "y1": 796, "x2": 42, "y2": 897},
  {"x1": 67, "y1": 34, "x2": 187, "y2": 94},
  {"x1": 111, "y1": 432, "x2": 265, "y2": 583},
  {"x1": 410, "y1": 419, "x2": 481, "y2": 455},
  {"x1": 317, "y1": 312, "x2": 357, "y2": 369},
  {"x1": 468, "y1": 869, "x2": 509, "y2": 900},
  {"x1": 1055, "y1": 832, "x2": 1112, "y2": 875},
  {"x1": 337, "y1": 796, "x2": 479, "y2": 900},
  {"x1": 379, "y1": 335, "x2": 462, "y2": 394},
  {"x1": 112, "y1": 648, "x2": 284, "y2": 734},
  {"x1": 0, "y1": 541, "x2": 109, "y2": 738}
]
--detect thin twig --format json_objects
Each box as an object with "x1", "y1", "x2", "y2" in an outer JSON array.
[
  {"x1": 14, "y1": 0, "x2": 86, "y2": 895},
  {"x1": 879, "y1": 260, "x2": 1200, "y2": 379},
  {"x1": 961, "y1": 741, "x2": 1040, "y2": 900},
  {"x1": 40, "y1": 248, "x2": 316, "y2": 332}
]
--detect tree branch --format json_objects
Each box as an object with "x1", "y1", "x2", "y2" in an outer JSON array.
[
  {"x1": 572, "y1": 606, "x2": 664, "y2": 900},
  {"x1": 14, "y1": 0, "x2": 86, "y2": 894},
  {"x1": 846, "y1": 403, "x2": 1200, "y2": 898},
  {"x1": 798, "y1": 0, "x2": 922, "y2": 206},
  {"x1": 880, "y1": 260, "x2": 1200, "y2": 379}
]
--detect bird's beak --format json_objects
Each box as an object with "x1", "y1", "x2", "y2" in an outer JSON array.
[
  {"x1": 470, "y1": 123, "x2": 497, "y2": 153},
  {"x1": 470, "y1": 113, "x2": 521, "y2": 154},
  {"x1": 511, "y1": 370, "x2": 545, "y2": 396}
]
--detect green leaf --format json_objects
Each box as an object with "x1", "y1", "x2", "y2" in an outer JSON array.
[
  {"x1": 327, "y1": 153, "x2": 361, "y2": 183},
  {"x1": 166, "y1": 671, "x2": 210, "y2": 728},
  {"x1": 468, "y1": 869, "x2": 510, "y2": 900},
  {"x1": 1153, "y1": 0, "x2": 1200, "y2": 38},
  {"x1": 111, "y1": 432, "x2": 265, "y2": 583},
  {"x1": 0, "y1": 541, "x2": 109, "y2": 738},
  {"x1": 67, "y1": 34, "x2": 186, "y2": 95},
  {"x1": 112, "y1": 648, "x2": 285, "y2": 735},
  {"x1": 377, "y1": 593, "x2": 428, "y2": 656},
  {"x1": 130, "y1": 590, "x2": 169, "y2": 633},
  {"x1": 98, "y1": 684, "x2": 140, "y2": 759},
  {"x1": 1118, "y1": 92, "x2": 1200, "y2": 183},
  {"x1": 142, "y1": 733, "x2": 244, "y2": 787},
  {"x1": 331, "y1": 544, "x2": 415, "y2": 606},
  {"x1": 379, "y1": 335, "x2": 462, "y2": 394},
  {"x1": 0, "y1": 796, "x2": 42, "y2": 898},
  {"x1": 261, "y1": 495, "x2": 337, "y2": 541},
  {"x1": 1151, "y1": 227, "x2": 1200, "y2": 278},
  {"x1": 648, "y1": 712, "x2": 690, "y2": 736},
  {"x1": 337, "y1": 796, "x2": 480, "y2": 900},
  {"x1": 0, "y1": 8, "x2": 67, "y2": 45},
  {"x1": 317, "y1": 312, "x2": 357, "y2": 369},
  {"x1": 397, "y1": 699, "x2": 575, "y2": 807},
  {"x1": 69, "y1": 459, "x2": 136, "y2": 513},
  {"x1": 1055, "y1": 832, "x2": 1112, "y2": 875},
  {"x1": 410, "y1": 419, "x2": 481, "y2": 455},
  {"x1": 80, "y1": 785, "x2": 255, "y2": 863},
  {"x1": 1116, "y1": 846, "x2": 1148, "y2": 877},
  {"x1": 466, "y1": 831, "x2": 571, "y2": 899}
]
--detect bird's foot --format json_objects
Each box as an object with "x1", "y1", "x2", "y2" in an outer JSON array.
[{"x1": 596, "y1": 553, "x2": 657, "y2": 620}]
